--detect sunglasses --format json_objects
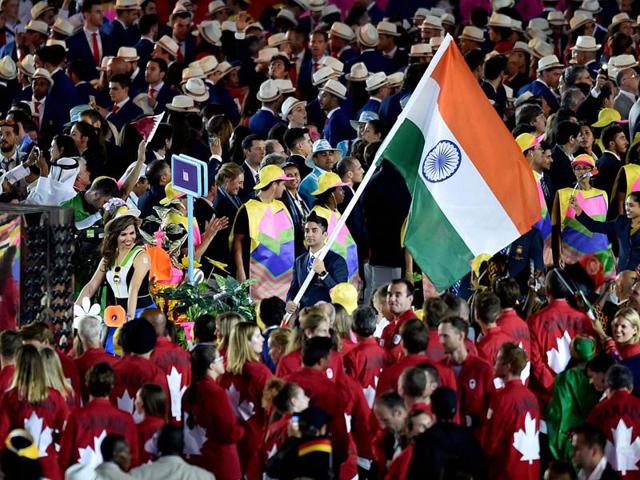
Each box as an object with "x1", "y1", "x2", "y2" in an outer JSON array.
[{"x1": 113, "y1": 265, "x2": 122, "y2": 284}]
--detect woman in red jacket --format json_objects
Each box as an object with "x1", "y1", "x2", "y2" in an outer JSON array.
[
  {"x1": 134, "y1": 383, "x2": 167, "y2": 464},
  {"x1": 220, "y1": 321, "x2": 273, "y2": 479},
  {"x1": 0, "y1": 345, "x2": 69, "y2": 480},
  {"x1": 182, "y1": 344, "x2": 244, "y2": 480},
  {"x1": 41, "y1": 347, "x2": 78, "y2": 410}
]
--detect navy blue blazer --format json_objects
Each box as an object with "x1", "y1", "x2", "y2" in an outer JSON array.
[
  {"x1": 594, "y1": 151, "x2": 622, "y2": 197},
  {"x1": 387, "y1": 48, "x2": 409, "y2": 74},
  {"x1": 75, "y1": 81, "x2": 99, "y2": 105},
  {"x1": 130, "y1": 68, "x2": 148, "y2": 97},
  {"x1": 323, "y1": 107, "x2": 355, "y2": 147},
  {"x1": 248, "y1": 108, "x2": 284, "y2": 139},
  {"x1": 51, "y1": 69, "x2": 81, "y2": 111},
  {"x1": 39, "y1": 95, "x2": 69, "y2": 148},
  {"x1": 287, "y1": 249, "x2": 348, "y2": 307},
  {"x1": 297, "y1": 53, "x2": 318, "y2": 102},
  {"x1": 103, "y1": 19, "x2": 140, "y2": 50},
  {"x1": 239, "y1": 162, "x2": 258, "y2": 201},
  {"x1": 208, "y1": 82, "x2": 240, "y2": 126},
  {"x1": 577, "y1": 212, "x2": 640, "y2": 272},
  {"x1": 153, "y1": 83, "x2": 177, "y2": 114},
  {"x1": 356, "y1": 98, "x2": 382, "y2": 118},
  {"x1": 359, "y1": 49, "x2": 391, "y2": 75},
  {"x1": 378, "y1": 91, "x2": 406, "y2": 129},
  {"x1": 134, "y1": 37, "x2": 155, "y2": 68},
  {"x1": 106, "y1": 99, "x2": 144, "y2": 131},
  {"x1": 15, "y1": 85, "x2": 32, "y2": 103},
  {"x1": 0, "y1": 41, "x2": 17, "y2": 61},
  {"x1": 338, "y1": 47, "x2": 359, "y2": 68},
  {"x1": 518, "y1": 79, "x2": 559, "y2": 112},
  {"x1": 66, "y1": 30, "x2": 115, "y2": 78},
  {"x1": 306, "y1": 97, "x2": 326, "y2": 131}
]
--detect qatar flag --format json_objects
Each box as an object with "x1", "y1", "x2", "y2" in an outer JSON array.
[{"x1": 131, "y1": 112, "x2": 164, "y2": 143}]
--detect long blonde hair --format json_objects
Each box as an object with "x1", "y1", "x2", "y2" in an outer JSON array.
[
  {"x1": 226, "y1": 321, "x2": 261, "y2": 375},
  {"x1": 11, "y1": 345, "x2": 48, "y2": 404},
  {"x1": 216, "y1": 312, "x2": 244, "y2": 352},
  {"x1": 40, "y1": 347, "x2": 74, "y2": 400}
]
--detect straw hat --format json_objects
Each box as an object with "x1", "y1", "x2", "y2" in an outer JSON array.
[
  {"x1": 157, "y1": 35, "x2": 179, "y2": 58},
  {"x1": 527, "y1": 18, "x2": 550, "y2": 36},
  {"x1": 579, "y1": 0, "x2": 601, "y2": 14},
  {"x1": 529, "y1": 38, "x2": 554, "y2": 58},
  {"x1": 312, "y1": 66, "x2": 340, "y2": 86},
  {"x1": 197, "y1": 55, "x2": 218, "y2": 75},
  {"x1": 413, "y1": 8, "x2": 430, "y2": 20},
  {"x1": 492, "y1": 0, "x2": 514, "y2": 9},
  {"x1": 609, "y1": 54, "x2": 639, "y2": 70},
  {"x1": 194, "y1": 20, "x2": 222, "y2": 46},
  {"x1": 357, "y1": 23, "x2": 378, "y2": 48},
  {"x1": 281, "y1": 97, "x2": 307, "y2": 119},
  {"x1": 365, "y1": 72, "x2": 388, "y2": 92},
  {"x1": 52, "y1": 17, "x2": 74, "y2": 37},
  {"x1": 30, "y1": 1, "x2": 53, "y2": 20},
  {"x1": 114, "y1": 0, "x2": 140, "y2": 9},
  {"x1": 409, "y1": 43, "x2": 432, "y2": 57},
  {"x1": 276, "y1": 9, "x2": 298, "y2": 27},
  {"x1": 256, "y1": 47, "x2": 279, "y2": 64},
  {"x1": 429, "y1": 36, "x2": 444, "y2": 49},
  {"x1": 183, "y1": 78, "x2": 209, "y2": 103},
  {"x1": 345, "y1": 62, "x2": 369, "y2": 81},
  {"x1": 319, "y1": 79, "x2": 347, "y2": 100},
  {"x1": 320, "y1": 56, "x2": 344, "y2": 74},
  {"x1": 312, "y1": 171, "x2": 349, "y2": 195},
  {"x1": 166, "y1": 95, "x2": 199, "y2": 112},
  {"x1": 377, "y1": 21, "x2": 400, "y2": 36},
  {"x1": 441, "y1": 13, "x2": 455, "y2": 26},
  {"x1": 256, "y1": 79, "x2": 282, "y2": 102},
  {"x1": 547, "y1": 11, "x2": 566, "y2": 26},
  {"x1": 570, "y1": 35, "x2": 601, "y2": 52},
  {"x1": 0, "y1": 56, "x2": 17, "y2": 80},
  {"x1": 18, "y1": 54, "x2": 35, "y2": 77},
  {"x1": 459, "y1": 25, "x2": 485, "y2": 42},
  {"x1": 569, "y1": 12, "x2": 594, "y2": 31},
  {"x1": 46, "y1": 39, "x2": 68, "y2": 50},
  {"x1": 511, "y1": 19, "x2": 524, "y2": 33},
  {"x1": 421, "y1": 15, "x2": 443, "y2": 30},
  {"x1": 488, "y1": 12, "x2": 513, "y2": 29},
  {"x1": 274, "y1": 78, "x2": 295, "y2": 94},
  {"x1": 208, "y1": 0, "x2": 227, "y2": 14},
  {"x1": 268, "y1": 32, "x2": 288, "y2": 48},
  {"x1": 254, "y1": 165, "x2": 294, "y2": 190},
  {"x1": 512, "y1": 41, "x2": 532, "y2": 54},
  {"x1": 537, "y1": 54, "x2": 563, "y2": 71},
  {"x1": 214, "y1": 61, "x2": 240, "y2": 80},
  {"x1": 117, "y1": 46, "x2": 139, "y2": 62},
  {"x1": 387, "y1": 71, "x2": 404, "y2": 88},
  {"x1": 181, "y1": 64, "x2": 205, "y2": 83},
  {"x1": 330, "y1": 22, "x2": 355, "y2": 41},
  {"x1": 309, "y1": 0, "x2": 326, "y2": 13},
  {"x1": 321, "y1": 4, "x2": 341, "y2": 19},
  {"x1": 26, "y1": 20, "x2": 48, "y2": 35},
  {"x1": 610, "y1": 13, "x2": 632, "y2": 29}
]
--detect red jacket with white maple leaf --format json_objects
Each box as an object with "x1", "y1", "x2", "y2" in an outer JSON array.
[
  {"x1": 380, "y1": 310, "x2": 418, "y2": 363},
  {"x1": 497, "y1": 308, "x2": 531, "y2": 353},
  {"x1": 476, "y1": 326, "x2": 515, "y2": 366},
  {"x1": 219, "y1": 360, "x2": 272, "y2": 480},
  {"x1": 182, "y1": 376, "x2": 244, "y2": 480},
  {"x1": 443, "y1": 353, "x2": 494, "y2": 432},
  {"x1": 528, "y1": 299, "x2": 595, "y2": 403},
  {"x1": 427, "y1": 329, "x2": 478, "y2": 363},
  {"x1": 110, "y1": 354, "x2": 169, "y2": 415},
  {"x1": 150, "y1": 337, "x2": 192, "y2": 422},
  {"x1": 376, "y1": 353, "x2": 458, "y2": 398},
  {"x1": 136, "y1": 414, "x2": 165, "y2": 464},
  {"x1": 276, "y1": 348, "x2": 344, "y2": 382},
  {"x1": 482, "y1": 379, "x2": 541, "y2": 480},
  {"x1": 588, "y1": 390, "x2": 640, "y2": 479},
  {"x1": 0, "y1": 387, "x2": 69, "y2": 480},
  {"x1": 58, "y1": 397, "x2": 139, "y2": 471},
  {"x1": 344, "y1": 337, "x2": 390, "y2": 405},
  {"x1": 74, "y1": 347, "x2": 117, "y2": 403}
]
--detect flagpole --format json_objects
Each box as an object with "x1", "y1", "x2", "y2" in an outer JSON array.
[{"x1": 282, "y1": 34, "x2": 457, "y2": 326}]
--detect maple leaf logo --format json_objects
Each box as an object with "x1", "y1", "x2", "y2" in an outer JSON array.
[
  {"x1": 226, "y1": 383, "x2": 255, "y2": 421},
  {"x1": 344, "y1": 413, "x2": 352, "y2": 434},
  {"x1": 518, "y1": 342, "x2": 531, "y2": 385},
  {"x1": 363, "y1": 375, "x2": 379, "y2": 408},
  {"x1": 117, "y1": 389, "x2": 135, "y2": 414},
  {"x1": 546, "y1": 331, "x2": 572, "y2": 374},
  {"x1": 183, "y1": 413, "x2": 208, "y2": 457},
  {"x1": 23, "y1": 412, "x2": 53, "y2": 457},
  {"x1": 513, "y1": 412, "x2": 540, "y2": 464},
  {"x1": 267, "y1": 444, "x2": 278, "y2": 459},
  {"x1": 167, "y1": 367, "x2": 187, "y2": 422},
  {"x1": 77, "y1": 430, "x2": 107, "y2": 468},
  {"x1": 605, "y1": 418, "x2": 640, "y2": 474}
]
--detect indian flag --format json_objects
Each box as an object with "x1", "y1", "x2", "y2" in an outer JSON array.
[{"x1": 377, "y1": 35, "x2": 540, "y2": 290}]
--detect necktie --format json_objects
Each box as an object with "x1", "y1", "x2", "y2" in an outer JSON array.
[
  {"x1": 307, "y1": 254, "x2": 315, "y2": 272},
  {"x1": 148, "y1": 88, "x2": 156, "y2": 99},
  {"x1": 34, "y1": 101, "x2": 41, "y2": 128},
  {"x1": 112, "y1": 104, "x2": 120, "y2": 113},
  {"x1": 177, "y1": 44, "x2": 184, "y2": 63},
  {"x1": 313, "y1": 61, "x2": 319, "y2": 73},
  {"x1": 91, "y1": 32, "x2": 100, "y2": 66}
]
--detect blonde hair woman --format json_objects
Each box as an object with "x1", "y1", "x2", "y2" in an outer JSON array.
[
  {"x1": 0, "y1": 345, "x2": 69, "y2": 479},
  {"x1": 267, "y1": 328, "x2": 292, "y2": 368},
  {"x1": 604, "y1": 307, "x2": 640, "y2": 360},
  {"x1": 220, "y1": 322, "x2": 272, "y2": 477},
  {"x1": 41, "y1": 346, "x2": 77, "y2": 409},
  {"x1": 216, "y1": 311, "x2": 244, "y2": 357},
  {"x1": 276, "y1": 309, "x2": 343, "y2": 381}
]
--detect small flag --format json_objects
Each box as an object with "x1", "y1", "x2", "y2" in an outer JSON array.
[
  {"x1": 378, "y1": 35, "x2": 540, "y2": 290},
  {"x1": 131, "y1": 112, "x2": 164, "y2": 143}
]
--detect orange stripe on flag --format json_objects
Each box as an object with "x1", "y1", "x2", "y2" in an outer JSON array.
[{"x1": 430, "y1": 43, "x2": 540, "y2": 234}]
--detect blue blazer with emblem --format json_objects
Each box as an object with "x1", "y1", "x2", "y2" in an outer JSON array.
[
  {"x1": 518, "y1": 79, "x2": 559, "y2": 112},
  {"x1": 323, "y1": 106, "x2": 355, "y2": 148},
  {"x1": 359, "y1": 49, "x2": 391, "y2": 75},
  {"x1": 287, "y1": 249, "x2": 348, "y2": 307},
  {"x1": 66, "y1": 30, "x2": 115, "y2": 78},
  {"x1": 248, "y1": 108, "x2": 284, "y2": 139}
]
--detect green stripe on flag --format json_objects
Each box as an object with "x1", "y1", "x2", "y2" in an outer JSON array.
[{"x1": 381, "y1": 119, "x2": 474, "y2": 290}]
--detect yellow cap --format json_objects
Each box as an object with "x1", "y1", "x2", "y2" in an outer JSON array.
[
  {"x1": 515, "y1": 133, "x2": 543, "y2": 153},
  {"x1": 160, "y1": 182, "x2": 186, "y2": 205},
  {"x1": 591, "y1": 107, "x2": 622, "y2": 128},
  {"x1": 5, "y1": 430, "x2": 39, "y2": 460},
  {"x1": 311, "y1": 172, "x2": 350, "y2": 196},
  {"x1": 330, "y1": 283, "x2": 358, "y2": 314},
  {"x1": 254, "y1": 165, "x2": 294, "y2": 190},
  {"x1": 471, "y1": 253, "x2": 492, "y2": 276}
]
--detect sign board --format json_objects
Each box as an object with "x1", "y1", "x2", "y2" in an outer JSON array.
[{"x1": 171, "y1": 154, "x2": 208, "y2": 197}]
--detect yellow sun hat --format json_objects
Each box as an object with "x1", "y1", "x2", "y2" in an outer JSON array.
[
  {"x1": 330, "y1": 282, "x2": 358, "y2": 314},
  {"x1": 160, "y1": 181, "x2": 186, "y2": 205},
  {"x1": 312, "y1": 172, "x2": 349, "y2": 196}
]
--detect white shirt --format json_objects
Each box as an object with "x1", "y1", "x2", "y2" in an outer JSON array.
[
  {"x1": 244, "y1": 161, "x2": 259, "y2": 182},
  {"x1": 577, "y1": 456, "x2": 608, "y2": 480},
  {"x1": 603, "y1": 149, "x2": 621, "y2": 161},
  {"x1": 327, "y1": 107, "x2": 340, "y2": 119}
]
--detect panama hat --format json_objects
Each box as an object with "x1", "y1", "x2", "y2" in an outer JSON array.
[
  {"x1": 181, "y1": 64, "x2": 205, "y2": 84},
  {"x1": 18, "y1": 54, "x2": 35, "y2": 77},
  {"x1": 377, "y1": 21, "x2": 400, "y2": 36},
  {"x1": 579, "y1": 0, "x2": 601, "y2": 14},
  {"x1": 281, "y1": 97, "x2": 306, "y2": 119},
  {"x1": 529, "y1": 38, "x2": 554, "y2": 58},
  {"x1": 276, "y1": 9, "x2": 298, "y2": 27},
  {"x1": 357, "y1": 23, "x2": 378, "y2": 48},
  {"x1": 166, "y1": 95, "x2": 199, "y2": 112},
  {"x1": 421, "y1": 15, "x2": 443, "y2": 30},
  {"x1": 387, "y1": 72, "x2": 404, "y2": 88},
  {"x1": 32, "y1": 67, "x2": 52, "y2": 83},
  {"x1": 30, "y1": 1, "x2": 53, "y2": 20},
  {"x1": 52, "y1": 17, "x2": 74, "y2": 37},
  {"x1": 256, "y1": 47, "x2": 279, "y2": 64},
  {"x1": 527, "y1": 18, "x2": 551, "y2": 36},
  {"x1": 320, "y1": 56, "x2": 344, "y2": 74},
  {"x1": 26, "y1": 19, "x2": 48, "y2": 35},
  {"x1": 413, "y1": 8, "x2": 430, "y2": 20},
  {"x1": 117, "y1": 46, "x2": 139, "y2": 62},
  {"x1": 569, "y1": 12, "x2": 594, "y2": 31},
  {"x1": 183, "y1": 78, "x2": 209, "y2": 103},
  {"x1": 350, "y1": 110, "x2": 379, "y2": 130},
  {"x1": 319, "y1": 79, "x2": 347, "y2": 100},
  {"x1": 208, "y1": 0, "x2": 227, "y2": 14},
  {"x1": 610, "y1": 12, "x2": 632, "y2": 30},
  {"x1": 268, "y1": 32, "x2": 289, "y2": 48},
  {"x1": 537, "y1": 54, "x2": 563, "y2": 71},
  {"x1": 197, "y1": 55, "x2": 218, "y2": 75},
  {"x1": 312, "y1": 139, "x2": 339, "y2": 154},
  {"x1": 194, "y1": 20, "x2": 222, "y2": 46},
  {"x1": 365, "y1": 72, "x2": 388, "y2": 92},
  {"x1": 488, "y1": 13, "x2": 513, "y2": 29},
  {"x1": 570, "y1": 35, "x2": 601, "y2": 52},
  {"x1": 330, "y1": 22, "x2": 355, "y2": 41},
  {"x1": 345, "y1": 62, "x2": 369, "y2": 81},
  {"x1": 256, "y1": 79, "x2": 282, "y2": 102},
  {"x1": 254, "y1": 165, "x2": 294, "y2": 190},
  {"x1": 312, "y1": 172, "x2": 349, "y2": 195},
  {"x1": 409, "y1": 43, "x2": 432, "y2": 57},
  {"x1": 459, "y1": 26, "x2": 485, "y2": 42},
  {"x1": 114, "y1": 0, "x2": 140, "y2": 9},
  {"x1": 547, "y1": 11, "x2": 566, "y2": 26},
  {"x1": 309, "y1": 0, "x2": 326, "y2": 12},
  {"x1": 275, "y1": 78, "x2": 295, "y2": 95},
  {"x1": 45, "y1": 39, "x2": 68, "y2": 50},
  {"x1": 609, "y1": 54, "x2": 639, "y2": 70},
  {"x1": 157, "y1": 35, "x2": 179, "y2": 57}
]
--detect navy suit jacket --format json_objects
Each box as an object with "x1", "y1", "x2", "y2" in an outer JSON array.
[
  {"x1": 66, "y1": 30, "x2": 114, "y2": 78},
  {"x1": 518, "y1": 79, "x2": 559, "y2": 112},
  {"x1": 104, "y1": 19, "x2": 140, "y2": 50},
  {"x1": 106, "y1": 99, "x2": 144, "y2": 131},
  {"x1": 306, "y1": 97, "x2": 326, "y2": 131},
  {"x1": 338, "y1": 47, "x2": 359, "y2": 68},
  {"x1": 297, "y1": 53, "x2": 318, "y2": 102},
  {"x1": 134, "y1": 37, "x2": 155, "y2": 68},
  {"x1": 357, "y1": 98, "x2": 382, "y2": 118},
  {"x1": 208, "y1": 81, "x2": 240, "y2": 126},
  {"x1": 239, "y1": 162, "x2": 258, "y2": 201},
  {"x1": 323, "y1": 107, "x2": 355, "y2": 147},
  {"x1": 378, "y1": 91, "x2": 406, "y2": 129},
  {"x1": 248, "y1": 108, "x2": 284, "y2": 138},
  {"x1": 594, "y1": 151, "x2": 622, "y2": 196},
  {"x1": 287, "y1": 249, "x2": 348, "y2": 307},
  {"x1": 153, "y1": 83, "x2": 177, "y2": 114},
  {"x1": 52, "y1": 69, "x2": 81, "y2": 111},
  {"x1": 359, "y1": 49, "x2": 391, "y2": 75},
  {"x1": 387, "y1": 47, "x2": 409, "y2": 74},
  {"x1": 75, "y1": 81, "x2": 99, "y2": 105},
  {"x1": 39, "y1": 95, "x2": 69, "y2": 148}
]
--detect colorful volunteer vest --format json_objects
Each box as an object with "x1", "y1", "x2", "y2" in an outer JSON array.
[
  {"x1": 311, "y1": 205, "x2": 359, "y2": 280},
  {"x1": 554, "y1": 188, "x2": 615, "y2": 276},
  {"x1": 533, "y1": 171, "x2": 551, "y2": 241},
  {"x1": 244, "y1": 199, "x2": 295, "y2": 301},
  {"x1": 621, "y1": 163, "x2": 640, "y2": 197}
]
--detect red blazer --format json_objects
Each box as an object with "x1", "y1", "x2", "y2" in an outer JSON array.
[
  {"x1": 219, "y1": 361, "x2": 272, "y2": 479},
  {"x1": 59, "y1": 397, "x2": 138, "y2": 471},
  {"x1": 497, "y1": 308, "x2": 531, "y2": 353},
  {"x1": 182, "y1": 376, "x2": 244, "y2": 480},
  {"x1": 588, "y1": 390, "x2": 640, "y2": 479},
  {"x1": 376, "y1": 353, "x2": 457, "y2": 398},
  {"x1": 476, "y1": 326, "x2": 514, "y2": 366},
  {"x1": 276, "y1": 348, "x2": 344, "y2": 382},
  {"x1": 0, "y1": 388, "x2": 69, "y2": 480},
  {"x1": 344, "y1": 337, "x2": 390, "y2": 405},
  {"x1": 150, "y1": 337, "x2": 192, "y2": 422},
  {"x1": 384, "y1": 444, "x2": 413, "y2": 480},
  {"x1": 482, "y1": 380, "x2": 541, "y2": 480},
  {"x1": 427, "y1": 330, "x2": 478, "y2": 362},
  {"x1": 136, "y1": 414, "x2": 166, "y2": 464},
  {"x1": 110, "y1": 354, "x2": 169, "y2": 415},
  {"x1": 380, "y1": 310, "x2": 418, "y2": 363},
  {"x1": 74, "y1": 348, "x2": 116, "y2": 403},
  {"x1": 58, "y1": 350, "x2": 82, "y2": 404}
]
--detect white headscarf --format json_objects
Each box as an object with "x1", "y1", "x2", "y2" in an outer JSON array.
[{"x1": 23, "y1": 156, "x2": 80, "y2": 206}]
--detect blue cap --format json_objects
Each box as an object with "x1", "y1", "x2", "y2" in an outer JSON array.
[
  {"x1": 69, "y1": 104, "x2": 92, "y2": 123},
  {"x1": 350, "y1": 110, "x2": 379, "y2": 130}
]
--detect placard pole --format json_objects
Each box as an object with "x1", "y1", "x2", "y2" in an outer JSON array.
[{"x1": 187, "y1": 194, "x2": 194, "y2": 284}]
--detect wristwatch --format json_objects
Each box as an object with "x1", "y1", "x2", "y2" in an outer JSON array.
[{"x1": 318, "y1": 270, "x2": 328, "y2": 280}]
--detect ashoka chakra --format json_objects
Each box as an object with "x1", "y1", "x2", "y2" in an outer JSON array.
[{"x1": 421, "y1": 140, "x2": 462, "y2": 183}]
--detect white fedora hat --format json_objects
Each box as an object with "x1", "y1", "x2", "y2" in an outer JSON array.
[
  {"x1": 387, "y1": 71, "x2": 404, "y2": 88},
  {"x1": 268, "y1": 32, "x2": 288, "y2": 48},
  {"x1": 276, "y1": 9, "x2": 298, "y2": 27},
  {"x1": 166, "y1": 95, "x2": 199, "y2": 112},
  {"x1": 52, "y1": 17, "x2": 74, "y2": 37},
  {"x1": 214, "y1": 61, "x2": 240, "y2": 79},
  {"x1": 330, "y1": 22, "x2": 355, "y2": 41},
  {"x1": 409, "y1": 43, "x2": 432, "y2": 57},
  {"x1": 570, "y1": 35, "x2": 601, "y2": 52},
  {"x1": 345, "y1": 62, "x2": 369, "y2": 81},
  {"x1": 365, "y1": 72, "x2": 388, "y2": 92},
  {"x1": 319, "y1": 78, "x2": 347, "y2": 99},
  {"x1": 256, "y1": 79, "x2": 282, "y2": 102},
  {"x1": 275, "y1": 78, "x2": 295, "y2": 94},
  {"x1": 421, "y1": 15, "x2": 443, "y2": 30},
  {"x1": 197, "y1": 55, "x2": 218, "y2": 75},
  {"x1": 208, "y1": 0, "x2": 227, "y2": 14},
  {"x1": 30, "y1": 1, "x2": 54, "y2": 20},
  {"x1": 377, "y1": 21, "x2": 400, "y2": 36},
  {"x1": 320, "y1": 56, "x2": 344, "y2": 74},
  {"x1": 609, "y1": 54, "x2": 639, "y2": 70},
  {"x1": 257, "y1": 47, "x2": 279, "y2": 64},
  {"x1": 32, "y1": 67, "x2": 52, "y2": 83},
  {"x1": 569, "y1": 12, "x2": 594, "y2": 31},
  {"x1": 312, "y1": 66, "x2": 340, "y2": 86},
  {"x1": 611, "y1": 12, "x2": 632, "y2": 29},
  {"x1": 183, "y1": 78, "x2": 210, "y2": 103},
  {"x1": 512, "y1": 41, "x2": 533, "y2": 54},
  {"x1": 529, "y1": 38, "x2": 554, "y2": 58},
  {"x1": 114, "y1": 0, "x2": 140, "y2": 9},
  {"x1": 357, "y1": 23, "x2": 378, "y2": 48},
  {"x1": 579, "y1": 0, "x2": 601, "y2": 14},
  {"x1": 194, "y1": 20, "x2": 222, "y2": 46},
  {"x1": 157, "y1": 35, "x2": 179, "y2": 57},
  {"x1": 181, "y1": 64, "x2": 205, "y2": 83},
  {"x1": 18, "y1": 54, "x2": 36, "y2": 77},
  {"x1": 488, "y1": 12, "x2": 513, "y2": 28},
  {"x1": 309, "y1": 0, "x2": 326, "y2": 13},
  {"x1": 459, "y1": 25, "x2": 485, "y2": 42},
  {"x1": 547, "y1": 11, "x2": 566, "y2": 26},
  {"x1": 117, "y1": 46, "x2": 139, "y2": 62},
  {"x1": 26, "y1": 19, "x2": 48, "y2": 35},
  {"x1": 0, "y1": 56, "x2": 17, "y2": 80},
  {"x1": 281, "y1": 97, "x2": 306, "y2": 119},
  {"x1": 537, "y1": 54, "x2": 563, "y2": 71}
]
